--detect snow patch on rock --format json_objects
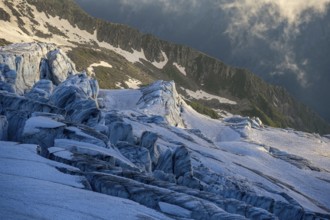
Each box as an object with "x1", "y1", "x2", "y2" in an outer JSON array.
[
  {"x1": 184, "y1": 88, "x2": 237, "y2": 105},
  {"x1": 87, "y1": 61, "x2": 112, "y2": 76},
  {"x1": 173, "y1": 62, "x2": 186, "y2": 76},
  {"x1": 98, "y1": 42, "x2": 148, "y2": 64},
  {"x1": 1, "y1": 42, "x2": 330, "y2": 219},
  {"x1": 0, "y1": 1, "x2": 163, "y2": 68},
  {"x1": 152, "y1": 51, "x2": 168, "y2": 69},
  {"x1": 125, "y1": 76, "x2": 142, "y2": 89}
]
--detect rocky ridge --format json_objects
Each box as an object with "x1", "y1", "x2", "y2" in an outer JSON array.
[
  {"x1": 1, "y1": 43, "x2": 330, "y2": 219},
  {"x1": 0, "y1": 0, "x2": 329, "y2": 134}
]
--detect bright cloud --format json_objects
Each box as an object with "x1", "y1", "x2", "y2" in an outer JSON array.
[
  {"x1": 220, "y1": 0, "x2": 330, "y2": 86},
  {"x1": 222, "y1": 0, "x2": 330, "y2": 24},
  {"x1": 221, "y1": 0, "x2": 330, "y2": 37}
]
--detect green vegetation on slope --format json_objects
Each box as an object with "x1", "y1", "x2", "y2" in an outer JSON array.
[
  {"x1": 162, "y1": 64, "x2": 195, "y2": 90},
  {"x1": 27, "y1": 0, "x2": 96, "y2": 34},
  {"x1": 0, "y1": 38, "x2": 11, "y2": 46},
  {"x1": 67, "y1": 47, "x2": 154, "y2": 89},
  {"x1": 25, "y1": 0, "x2": 330, "y2": 134},
  {"x1": 186, "y1": 100, "x2": 219, "y2": 119}
]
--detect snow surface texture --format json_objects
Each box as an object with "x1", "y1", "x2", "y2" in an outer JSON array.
[
  {"x1": 1, "y1": 43, "x2": 330, "y2": 219},
  {"x1": 0, "y1": 142, "x2": 172, "y2": 220},
  {"x1": 99, "y1": 83, "x2": 330, "y2": 217}
]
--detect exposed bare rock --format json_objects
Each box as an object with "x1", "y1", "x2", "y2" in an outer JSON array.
[{"x1": 1, "y1": 42, "x2": 329, "y2": 220}]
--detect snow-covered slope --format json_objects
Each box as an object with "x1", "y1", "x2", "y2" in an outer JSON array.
[
  {"x1": 0, "y1": 142, "x2": 172, "y2": 220},
  {"x1": 99, "y1": 82, "x2": 330, "y2": 217},
  {"x1": 1, "y1": 38, "x2": 330, "y2": 220},
  {"x1": 0, "y1": 0, "x2": 167, "y2": 67},
  {"x1": 1, "y1": 0, "x2": 329, "y2": 135},
  {"x1": 100, "y1": 80, "x2": 184, "y2": 127}
]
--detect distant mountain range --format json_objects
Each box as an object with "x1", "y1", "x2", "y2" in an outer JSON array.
[{"x1": 0, "y1": 0, "x2": 329, "y2": 134}]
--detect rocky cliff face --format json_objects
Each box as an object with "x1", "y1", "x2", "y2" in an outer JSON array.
[{"x1": 26, "y1": 0, "x2": 330, "y2": 134}]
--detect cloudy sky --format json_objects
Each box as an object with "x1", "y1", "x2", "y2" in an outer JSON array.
[{"x1": 77, "y1": 0, "x2": 330, "y2": 121}]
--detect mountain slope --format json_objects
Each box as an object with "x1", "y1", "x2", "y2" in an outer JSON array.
[
  {"x1": 0, "y1": 41, "x2": 330, "y2": 218},
  {"x1": 76, "y1": 0, "x2": 330, "y2": 125},
  {"x1": 0, "y1": 0, "x2": 329, "y2": 134}
]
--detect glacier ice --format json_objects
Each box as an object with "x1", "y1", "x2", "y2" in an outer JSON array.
[{"x1": 0, "y1": 43, "x2": 330, "y2": 220}]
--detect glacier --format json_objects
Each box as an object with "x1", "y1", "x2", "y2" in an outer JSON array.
[{"x1": 0, "y1": 42, "x2": 330, "y2": 220}]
